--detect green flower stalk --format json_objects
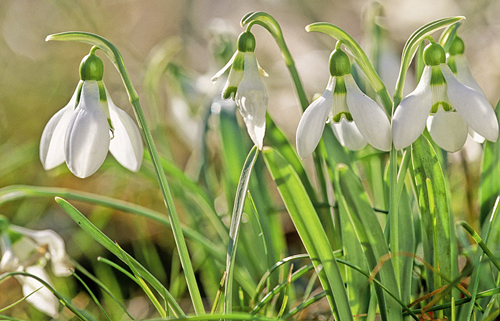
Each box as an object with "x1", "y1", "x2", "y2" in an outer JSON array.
[
  {"x1": 212, "y1": 31, "x2": 269, "y2": 150},
  {"x1": 40, "y1": 49, "x2": 144, "y2": 178}
]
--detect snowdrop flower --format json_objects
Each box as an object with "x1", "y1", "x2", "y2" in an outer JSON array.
[
  {"x1": 296, "y1": 48, "x2": 392, "y2": 158},
  {"x1": 392, "y1": 42, "x2": 498, "y2": 152},
  {"x1": 40, "y1": 51, "x2": 143, "y2": 178},
  {"x1": 212, "y1": 31, "x2": 268, "y2": 149},
  {"x1": 0, "y1": 215, "x2": 72, "y2": 318},
  {"x1": 447, "y1": 36, "x2": 488, "y2": 143}
]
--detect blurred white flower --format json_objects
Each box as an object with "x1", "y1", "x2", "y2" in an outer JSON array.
[
  {"x1": 296, "y1": 49, "x2": 391, "y2": 158},
  {"x1": 40, "y1": 81, "x2": 143, "y2": 178},
  {"x1": 0, "y1": 216, "x2": 72, "y2": 318},
  {"x1": 393, "y1": 42, "x2": 498, "y2": 152},
  {"x1": 212, "y1": 31, "x2": 268, "y2": 150}
]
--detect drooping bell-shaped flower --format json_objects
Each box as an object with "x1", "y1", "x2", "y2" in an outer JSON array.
[
  {"x1": 392, "y1": 42, "x2": 498, "y2": 152},
  {"x1": 0, "y1": 215, "x2": 72, "y2": 318},
  {"x1": 40, "y1": 50, "x2": 144, "y2": 178},
  {"x1": 212, "y1": 31, "x2": 268, "y2": 149},
  {"x1": 296, "y1": 48, "x2": 392, "y2": 158},
  {"x1": 447, "y1": 36, "x2": 488, "y2": 143}
]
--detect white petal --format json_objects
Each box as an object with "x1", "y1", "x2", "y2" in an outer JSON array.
[
  {"x1": 392, "y1": 66, "x2": 433, "y2": 149},
  {"x1": 331, "y1": 119, "x2": 367, "y2": 151},
  {"x1": 64, "y1": 81, "x2": 110, "y2": 178},
  {"x1": 211, "y1": 51, "x2": 237, "y2": 83},
  {"x1": 108, "y1": 95, "x2": 144, "y2": 172},
  {"x1": 235, "y1": 53, "x2": 268, "y2": 149},
  {"x1": 16, "y1": 265, "x2": 60, "y2": 318},
  {"x1": 39, "y1": 86, "x2": 79, "y2": 170},
  {"x1": 11, "y1": 226, "x2": 72, "y2": 277},
  {"x1": 468, "y1": 128, "x2": 485, "y2": 144},
  {"x1": 296, "y1": 80, "x2": 334, "y2": 159},
  {"x1": 453, "y1": 55, "x2": 484, "y2": 94},
  {"x1": 0, "y1": 233, "x2": 18, "y2": 271},
  {"x1": 344, "y1": 75, "x2": 392, "y2": 151},
  {"x1": 427, "y1": 110, "x2": 468, "y2": 152},
  {"x1": 442, "y1": 65, "x2": 499, "y2": 142}
]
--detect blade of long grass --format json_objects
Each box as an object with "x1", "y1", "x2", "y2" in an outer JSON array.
[
  {"x1": 336, "y1": 164, "x2": 402, "y2": 321},
  {"x1": 412, "y1": 135, "x2": 457, "y2": 308},
  {"x1": 72, "y1": 273, "x2": 112, "y2": 321},
  {"x1": 225, "y1": 146, "x2": 259, "y2": 315},
  {"x1": 54, "y1": 197, "x2": 185, "y2": 317},
  {"x1": 71, "y1": 259, "x2": 136, "y2": 320},
  {"x1": 458, "y1": 197, "x2": 500, "y2": 320},
  {"x1": 263, "y1": 147, "x2": 353, "y2": 321}
]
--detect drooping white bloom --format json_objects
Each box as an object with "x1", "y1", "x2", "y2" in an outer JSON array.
[
  {"x1": 296, "y1": 49, "x2": 392, "y2": 158},
  {"x1": 0, "y1": 217, "x2": 72, "y2": 318},
  {"x1": 392, "y1": 64, "x2": 498, "y2": 152},
  {"x1": 40, "y1": 81, "x2": 143, "y2": 178},
  {"x1": 235, "y1": 53, "x2": 268, "y2": 150},
  {"x1": 212, "y1": 31, "x2": 269, "y2": 149}
]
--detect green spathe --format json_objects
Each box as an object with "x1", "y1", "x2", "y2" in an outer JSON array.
[
  {"x1": 423, "y1": 42, "x2": 446, "y2": 66},
  {"x1": 79, "y1": 52, "x2": 104, "y2": 81}
]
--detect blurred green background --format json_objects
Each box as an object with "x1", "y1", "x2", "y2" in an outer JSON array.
[{"x1": 1, "y1": 0, "x2": 500, "y2": 319}]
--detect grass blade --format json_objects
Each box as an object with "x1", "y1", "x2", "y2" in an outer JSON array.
[
  {"x1": 225, "y1": 146, "x2": 259, "y2": 314},
  {"x1": 55, "y1": 197, "x2": 185, "y2": 317},
  {"x1": 263, "y1": 147, "x2": 353, "y2": 321}
]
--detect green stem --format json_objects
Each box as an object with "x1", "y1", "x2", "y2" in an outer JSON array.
[
  {"x1": 306, "y1": 22, "x2": 392, "y2": 114},
  {"x1": 242, "y1": 12, "x2": 308, "y2": 110},
  {"x1": 45, "y1": 32, "x2": 204, "y2": 315}
]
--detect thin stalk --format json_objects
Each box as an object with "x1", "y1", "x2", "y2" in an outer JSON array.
[{"x1": 45, "y1": 32, "x2": 204, "y2": 315}]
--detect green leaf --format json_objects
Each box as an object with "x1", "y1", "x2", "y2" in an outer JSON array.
[
  {"x1": 263, "y1": 147, "x2": 353, "y2": 321},
  {"x1": 225, "y1": 146, "x2": 259, "y2": 314},
  {"x1": 55, "y1": 197, "x2": 185, "y2": 317},
  {"x1": 411, "y1": 136, "x2": 457, "y2": 314},
  {"x1": 336, "y1": 164, "x2": 402, "y2": 321}
]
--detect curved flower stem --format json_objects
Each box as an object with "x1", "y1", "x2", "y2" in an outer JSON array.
[
  {"x1": 306, "y1": 22, "x2": 393, "y2": 115},
  {"x1": 392, "y1": 16, "x2": 464, "y2": 107},
  {"x1": 241, "y1": 12, "x2": 308, "y2": 110},
  {"x1": 45, "y1": 32, "x2": 204, "y2": 315}
]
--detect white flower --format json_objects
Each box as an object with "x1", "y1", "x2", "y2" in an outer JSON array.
[
  {"x1": 235, "y1": 53, "x2": 268, "y2": 150},
  {"x1": 296, "y1": 75, "x2": 392, "y2": 158},
  {"x1": 40, "y1": 81, "x2": 143, "y2": 178},
  {"x1": 212, "y1": 31, "x2": 269, "y2": 150},
  {"x1": 0, "y1": 217, "x2": 72, "y2": 318},
  {"x1": 392, "y1": 64, "x2": 498, "y2": 152}
]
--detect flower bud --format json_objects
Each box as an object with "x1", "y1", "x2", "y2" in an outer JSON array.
[
  {"x1": 237, "y1": 31, "x2": 256, "y2": 53},
  {"x1": 329, "y1": 49, "x2": 351, "y2": 77},
  {"x1": 79, "y1": 53, "x2": 104, "y2": 81},
  {"x1": 448, "y1": 36, "x2": 465, "y2": 56},
  {"x1": 423, "y1": 43, "x2": 446, "y2": 66}
]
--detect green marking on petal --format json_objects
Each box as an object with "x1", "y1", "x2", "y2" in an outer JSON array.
[
  {"x1": 334, "y1": 77, "x2": 347, "y2": 94},
  {"x1": 98, "y1": 81, "x2": 107, "y2": 102},
  {"x1": 232, "y1": 52, "x2": 245, "y2": 71},
  {"x1": 447, "y1": 56, "x2": 457, "y2": 74},
  {"x1": 430, "y1": 66, "x2": 446, "y2": 86},
  {"x1": 223, "y1": 86, "x2": 238, "y2": 99},
  {"x1": 332, "y1": 111, "x2": 353, "y2": 123},
  {"x1": 430, "y1": 101, "x2": 453, "y2": 114},
  {"x1": 75, "y1": 81, "x2": 84, "y2": 107}
]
